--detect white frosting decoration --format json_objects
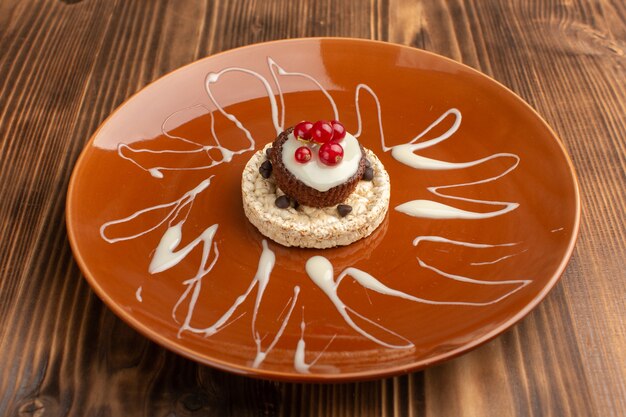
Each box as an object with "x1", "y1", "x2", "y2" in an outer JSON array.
[
  {"x1": 396, "y1": 199, "x2": 514, "y2": 220},
  {"x1": 294, "y1": 321, "x2": 312, "y2": 374},
  {"x1": 412, "y1": 236, "x2": 531, "y2": 303},
  {"x1": 281, "y1": 132, "x2": 363, "y2": 192},
  {"x1": 305, "y1": 256, "x2": 413, "y2": 349},
  {"x1": 294, "y1": 317, "x2": 337, "y2": 374},
  {"x1": 149, "y1": 223, "x2": 218, "y2": 274},
  {"x1": 355, "y1": 100, "x2": 521, "y2": 220},
  {"x1": 98, "y1": 55, "x2": 534, "y2": 374}
]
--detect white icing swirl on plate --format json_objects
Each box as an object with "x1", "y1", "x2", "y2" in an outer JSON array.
[
  {"x1": 281, "y1": 132, "x2": 362, "y2": 192},
  {"x1": 98, "y1": 55, "x2": 537, "y2": 374}
]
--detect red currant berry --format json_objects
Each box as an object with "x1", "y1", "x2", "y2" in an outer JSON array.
[
  {"x1": 330, "y1": 120, "x2": 346, "y2": 141},
  {"x1": 318, "y1": 142, "x2": 344, "y2": 166},
  {"x1": 294, "y1": 121, "x2": 313, "y2": 140},
  {"x1": 295, "y1": 146, "x2": 312, "y2": 163},
  {"x1": 310, "y1": 120, "x2": 334, "y2": 144}
]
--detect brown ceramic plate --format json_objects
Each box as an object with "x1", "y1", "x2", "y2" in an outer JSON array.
[{"x1": 67, "y1": 38, "x2": 580, "y2": 381}]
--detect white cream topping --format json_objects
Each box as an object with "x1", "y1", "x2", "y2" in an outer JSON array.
[{"x1": 281, "y1": 132, "x2": 363, "y2": 192}]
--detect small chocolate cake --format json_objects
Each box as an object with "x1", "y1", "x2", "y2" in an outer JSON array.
[{"x1": 268, "y1": 127, "x2": 367, "y2": 208}]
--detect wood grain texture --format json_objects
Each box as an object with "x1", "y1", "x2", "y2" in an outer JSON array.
[{"x1": 0, "y1": 0, "x2": 624, "y2": 416}]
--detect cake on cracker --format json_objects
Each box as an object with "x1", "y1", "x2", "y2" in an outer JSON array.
[{"x1": 242, "y1": 120, "x2": 390, "y2": 248}]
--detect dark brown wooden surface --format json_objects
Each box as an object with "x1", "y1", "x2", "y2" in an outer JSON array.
[{"x1": 1, "y1": 0, "x2": 624, "y2": 416}]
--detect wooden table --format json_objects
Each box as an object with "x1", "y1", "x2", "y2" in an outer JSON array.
[{"x1": 1, "y1": 1, "x2": 624, "y2": 416}]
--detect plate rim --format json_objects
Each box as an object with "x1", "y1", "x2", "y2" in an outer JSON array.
[{"x1": 66, "y1": 37, "x2": 582, "y2": 382}]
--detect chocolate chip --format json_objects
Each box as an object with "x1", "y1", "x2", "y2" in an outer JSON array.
[
  {"x1": 259, "y1": 160, "x2": 272, "y2": 178},
  {"x1": 337, "y1": 204, "x2": 352, "y2": 217},
  {"x1": 362, "y1": 167, "x2": 374, "y2": 181},
  {"x1": 266, "y1": 147, "x2": 273, "y2": 158},
  {"x1": 364, "y1": 158, "x2": 371, "y2": 168},
  {"x1": 291, "y1": 199, "x2": 299, "y2": 209},
  {"x1": 275, "y1": 195, "x2": 290, "y2": 209}
]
